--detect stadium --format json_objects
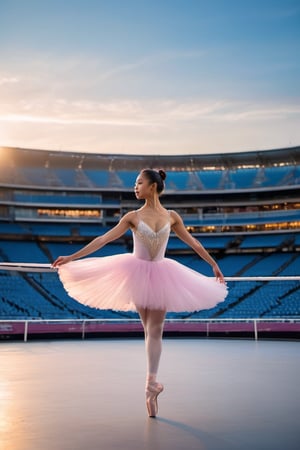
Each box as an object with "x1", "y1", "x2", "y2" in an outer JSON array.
[
  {"x1": 1, "y1": 145, "x2": 300, "y2": 450},
  {"x1": 0, "y1": 145, "x2": 300, "y2": 340}
]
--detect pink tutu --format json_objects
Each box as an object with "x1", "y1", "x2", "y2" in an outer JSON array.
[
  {"x1": 57, "y1": 256, "x2": 228, "y2": 313},
  {"x1": 57, "y1": 218, "x2": 228, "y2": 312}
]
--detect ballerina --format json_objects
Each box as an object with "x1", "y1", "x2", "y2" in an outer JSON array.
[{"x1": 52, "y1": 168, "x2": 227, "y2": 417}]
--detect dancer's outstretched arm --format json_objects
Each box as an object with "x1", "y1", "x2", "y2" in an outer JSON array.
[
  {"x1": 170, "y1": 210, "x2": 225, "y2": 283},
  {"x1": 52, "y1": 211, "x2": 134, "y2": 267}
]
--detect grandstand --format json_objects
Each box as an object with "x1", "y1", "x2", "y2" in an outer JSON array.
[{"x1": 0, "y1": 145, "x2": 300, "y2": 338}]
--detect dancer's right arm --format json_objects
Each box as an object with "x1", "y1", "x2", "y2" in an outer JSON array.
[{"x1": 52, "y1": 211, "x2": 135, "y2": 267}]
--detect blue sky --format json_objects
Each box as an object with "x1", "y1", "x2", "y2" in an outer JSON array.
[{"x1": 0, "y1": 0, "x2": 299, "y2": 155}]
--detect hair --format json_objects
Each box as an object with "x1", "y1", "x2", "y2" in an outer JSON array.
[{"x1": 141, "y1": 168, "x2": 167, "y2": 194}]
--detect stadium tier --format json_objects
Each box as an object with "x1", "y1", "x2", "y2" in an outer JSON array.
[{"x1": 0, "y1": 145, "x2": 300, "y2": 322}]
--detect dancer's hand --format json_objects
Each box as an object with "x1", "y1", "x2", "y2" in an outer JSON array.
[
  {"x1": 212, "y1": 263, "x2": 225, "y2": 284},
  {"x1": 52, "y1": 255, "x2": 72, "y2": 267}
]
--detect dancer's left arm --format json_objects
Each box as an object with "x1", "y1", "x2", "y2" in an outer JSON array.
[{"x1": 170, "y1": 210, "x2": 225, "y2": 283}]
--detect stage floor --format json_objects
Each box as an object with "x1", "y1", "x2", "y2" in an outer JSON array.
[{"x1": 0, "y1": 338, "x2": 299, "y2": 450}]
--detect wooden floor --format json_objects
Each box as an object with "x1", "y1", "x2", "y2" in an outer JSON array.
[{"x1": 0, "y1": 338, "x2": 299, "y2": 450}]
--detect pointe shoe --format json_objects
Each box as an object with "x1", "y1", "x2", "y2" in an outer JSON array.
[{"x1": 145, "y1": 382, "x2": 164, "y2": 418}]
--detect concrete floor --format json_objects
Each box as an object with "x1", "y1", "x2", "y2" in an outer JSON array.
[{"x1": 0, "y1": 338, "x2": 299, "y2": 450}]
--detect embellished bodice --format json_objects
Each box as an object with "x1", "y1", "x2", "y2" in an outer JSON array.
[{"x1": 133, "y1": 220, "x2": 170, "y2": 261}]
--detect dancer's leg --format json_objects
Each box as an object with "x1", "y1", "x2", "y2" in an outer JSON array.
[
  {"x1": 137, "y1": 308, "x2": 166, "y2": 378},
  {"x1": 138, "y1": 308, "x2": 166, "y2": 417}
]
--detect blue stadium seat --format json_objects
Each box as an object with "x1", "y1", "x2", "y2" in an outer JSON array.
[
  {"x1": 117, "y1": 171, "x2": 136, "y2": 188},
  {"x1": 197, "y1": 171, "x2": 222, "y2": 190},
  {"x1": 0, "y1": 241, "x2": 48, "y2": 263},
  {"x1": 230, "y1": 168, "x2": 257, "y2": 189}
]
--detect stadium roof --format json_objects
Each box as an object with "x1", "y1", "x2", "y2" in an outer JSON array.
[{"x1": 1, "y1": 145, "x2": 300, "y2": 171}]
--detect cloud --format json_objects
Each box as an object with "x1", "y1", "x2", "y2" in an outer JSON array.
[
  {"x1": 1, "y1": 102, "x2": 299, "y2": 155},
  {"x1": 0, "y1": 77, "x2": 19, "y2": 85},
  {"x1": 96, "y1": 49, "x2": 206, "y2": 82},
  {"x1": 0, "y1": 48, "x2": 206, "y2": 97},
  {"x1": 0, "y1": 98, "x2": 299, "y2": 129},
  {"x1": 97, "y1": 58, "x2": 151, "y2": 82},
  {"x1": 211, "y1": 103, "x2": 300, "y2": 122},
  {"x1": 0, "y1": 113, "x2": 149, "y2": 128},
  {"x1": 0, "y1": 52, "x2": 299, "y2": 154}
]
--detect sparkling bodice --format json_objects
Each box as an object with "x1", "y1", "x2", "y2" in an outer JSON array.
[{"x1": 133, "y1": 220, "x2": 170, "y2": 261}]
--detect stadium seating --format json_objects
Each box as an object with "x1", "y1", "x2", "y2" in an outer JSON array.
[{"x1": 0, "y1": 238, "x2": 299, "y2": 320}]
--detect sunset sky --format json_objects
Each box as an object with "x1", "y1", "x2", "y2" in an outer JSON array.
[{"x1": 0, "y1": 0, "x2": 299, "y2": 155}]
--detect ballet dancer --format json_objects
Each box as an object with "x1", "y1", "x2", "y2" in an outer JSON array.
[{"x1": 52, "y1": 168, "x2": 227, "y2": 417}]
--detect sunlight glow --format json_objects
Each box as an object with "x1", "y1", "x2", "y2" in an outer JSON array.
[{"x1": 0, "y1": 379, "x2": 13, "y2": 445}]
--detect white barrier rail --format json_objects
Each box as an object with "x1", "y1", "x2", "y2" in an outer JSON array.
[
  {"x1": 0, "y1": 263, "x2": 55, "y2": 272},
  {"x1": 0, "y1": 318, "x2": 299, "y2": 342},
  {"x1": 0, "y1": 262, "x2": 300, "y2": 281}
]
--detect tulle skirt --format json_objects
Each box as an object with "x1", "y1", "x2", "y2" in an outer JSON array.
[{"x1": 57, "y1": 254, "x2": 228, "y2": 312}]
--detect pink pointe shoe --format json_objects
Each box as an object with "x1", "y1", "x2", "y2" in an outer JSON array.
[{"x1": 145, "y1": 382, "x2": 164, "y2": 418}]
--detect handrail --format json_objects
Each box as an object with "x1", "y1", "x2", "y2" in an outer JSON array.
[{"x1": 0, "y1": 263, "x2": 300, "y2": 280}]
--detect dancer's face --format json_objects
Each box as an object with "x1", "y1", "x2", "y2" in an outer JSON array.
[{"x1": 134, "y1": 173, "x2": 156, "y2": 199}]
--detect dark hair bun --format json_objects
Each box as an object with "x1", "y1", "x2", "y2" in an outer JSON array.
[{"x1": 158, "y1": 169, "x2": 167, "y2": 181}]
